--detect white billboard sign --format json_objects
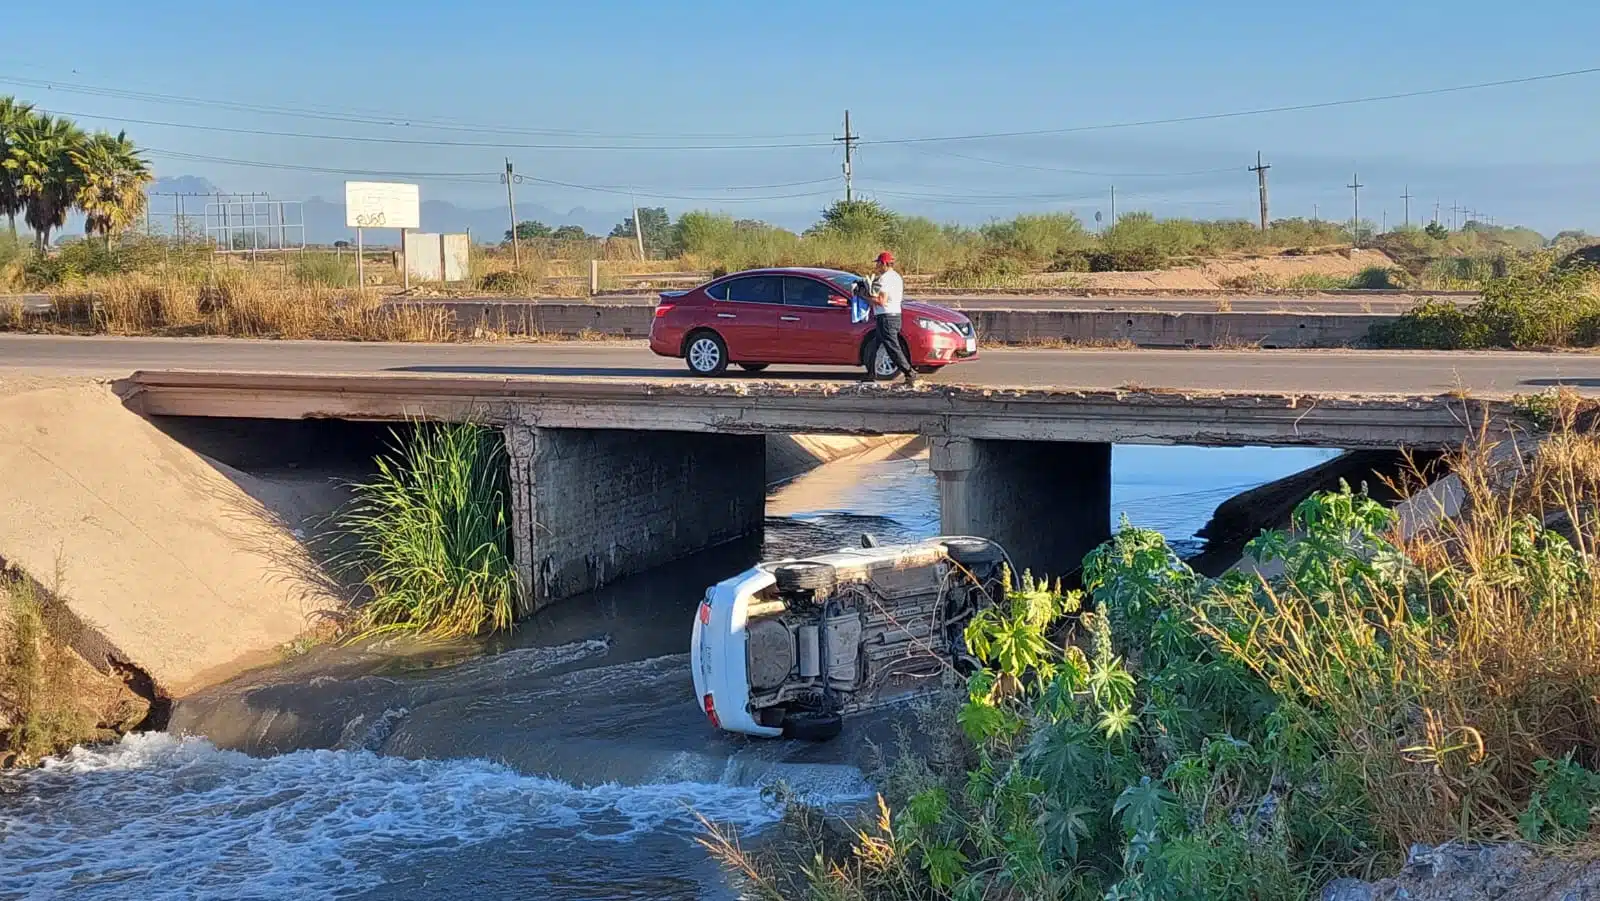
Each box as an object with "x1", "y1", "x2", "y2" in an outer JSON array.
[{"x1": 344, "y1": 181, "x2": 419, "y2": 230}]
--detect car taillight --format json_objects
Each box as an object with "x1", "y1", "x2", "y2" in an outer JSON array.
[
  {"x1": 654, "y1": 303, "x2": 675, "y2": 318},
  {"x1": 698, "y1": 601, "x2": 712, "y2": 625},
  {"x1": 702, "y1": 693, "x2": 720, "y2": 728}
]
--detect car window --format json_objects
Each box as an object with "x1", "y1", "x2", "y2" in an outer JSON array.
[
  {"x1": 825, "y1": 273, "x2": 864, "y2": 294},
  {"x1": 721, "y1": 276, "x2": 783, "y2": 305},
  {"x1": 705, "y1": 280, "x2": 730, "y2": 301},
  {"x1": 783, "y1": 277, "x2": 837, "y2": 308}
]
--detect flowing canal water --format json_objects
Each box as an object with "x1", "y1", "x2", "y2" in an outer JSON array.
[{"x1": 0, "y1": 444, "x2": 1337, "y2": 901}]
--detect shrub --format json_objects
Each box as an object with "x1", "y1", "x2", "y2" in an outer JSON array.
[
  {"x1": 934, "y1": 250, "x2": 1031, "y2": 288},
  {"x1": 708, "y1": 415, "x2": 1600, "y2": 900},
  {"x1": 979, "y1": 213, "x2": 1092, "y2": 266},
  {"x1": 1377, "y1": 253, "x2": 1600, "y2": 348},
  {"x1": 1370, "y1": 298, "x2": 1483, "y2": 348},
  {"x1": 0, "y1": 577, "x2": 101, "y2": 765},
  {"x1": 334, "y1": 422, "x2": 517, "y2": 639},
  {"x1": 1347, "y1": 265, "x2": 1410, "y2": 289}
]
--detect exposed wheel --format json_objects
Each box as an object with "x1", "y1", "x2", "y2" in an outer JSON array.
[
  {"x1": 684, "y1": 331, "x2": 729, "y2": 376},
  {"x1": 783, "y1": 710, "x2": 843, "y2": 742},
  {"x1": 943, "y1": 538, "x2": 1004, "y2": 568},
  {"x1": 863, "y1": 340, "x2": 902, "y2": 381},
  {"x1": 774, "y1": 562, "x2": 837, "y2": 594},
  {"x1": 737, "y1": 363, "x2": 770, "y2": 372}
]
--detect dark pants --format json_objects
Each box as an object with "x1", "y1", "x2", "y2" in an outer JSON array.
[{"x1": 875, "y1": 313, "x2": 915, "y2": 376}]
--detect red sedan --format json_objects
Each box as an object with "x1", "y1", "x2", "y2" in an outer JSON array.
[{"x1": 648, "y1": 267, "x2": 979, "y2": 378}]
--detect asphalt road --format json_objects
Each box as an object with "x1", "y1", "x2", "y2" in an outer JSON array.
[{"x1": 3, "y1": 334, "x2": 1597, "y2": 397}]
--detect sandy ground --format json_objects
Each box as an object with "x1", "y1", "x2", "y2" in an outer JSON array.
[{"x1": 1030, "y1": 248, "x2": 1403, "y2": 291}]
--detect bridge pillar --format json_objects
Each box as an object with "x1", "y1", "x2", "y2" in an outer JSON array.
[
  {"x1": 505, "y1": 425, "x2": 766, "y2": 613},
  {"x1": 930, "y1": 436, "x2": 1112, "y2": 580}
]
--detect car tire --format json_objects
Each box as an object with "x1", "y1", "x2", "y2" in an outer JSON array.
[
  {"x1": 774, "y1": 562, "x2": 837, "y2": 594},
  {"x1": 684, "y1": 331, "x2": 729, "y2": 376},
  {"x1": 944, "y1": 538, "x2": 1004, "y2": 568},
  {"x1": 862, "y1": 339, "x2": 903, "y2": 382},
  {"x1": 783, "y1": 710, "x2": 843, "y2": 742},
  {"x1": 737, "y1": 363, "x2": 770, "y2": 372}
]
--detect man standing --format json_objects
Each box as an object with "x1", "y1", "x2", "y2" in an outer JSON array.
[{"x1": 869, "y1": 251, "x2": 916, "y2": 384}]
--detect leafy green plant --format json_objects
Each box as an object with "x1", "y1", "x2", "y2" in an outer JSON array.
[
  {"x1": 1519, "y1": 755, "x2": 1600, "y2": 842},
  {"x1": 334, "y1": 421, "x2": 517, "y2": 639}
]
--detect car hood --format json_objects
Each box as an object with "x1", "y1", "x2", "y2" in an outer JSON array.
[{"x1": 903, "y1": 300, "x2": 968, "y2": 323}]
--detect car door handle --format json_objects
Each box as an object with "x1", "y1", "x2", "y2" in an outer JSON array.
[
  {"x1": 780, "y1": 315, "x2": 800, "y2": 322},
  {"x1": 717, "y1": 313, "x2": 736, "y2": 319}
]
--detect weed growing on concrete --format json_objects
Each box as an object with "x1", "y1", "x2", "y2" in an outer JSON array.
[
  {"x1": 336, "y1": 422, "x2": 516, "y2": 640},
  {"x1": 705, "y1": 414, "x2": 1600, "y2": 899}
]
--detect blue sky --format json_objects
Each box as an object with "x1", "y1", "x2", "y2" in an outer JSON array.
[{"x1": 8, "y1": 0, "x2": 1600, "y2": 232}]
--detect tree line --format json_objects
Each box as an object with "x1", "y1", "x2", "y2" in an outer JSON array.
[{"x1": 0, "y1": 97, "x2": 153, "y2": 250}]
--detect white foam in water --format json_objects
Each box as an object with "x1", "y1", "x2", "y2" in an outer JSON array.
[{"x1": 0, "y1": 733, "x2": 812, "y2": 900}]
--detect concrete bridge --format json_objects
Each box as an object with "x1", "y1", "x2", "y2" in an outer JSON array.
[{"x1": 118, "y1": 366, "x2": 1533, "y2": 613}]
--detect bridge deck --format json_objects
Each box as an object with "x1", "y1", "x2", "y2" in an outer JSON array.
[{"x1": 119, "y1": 369, "x2": 1517, "y2": 449}]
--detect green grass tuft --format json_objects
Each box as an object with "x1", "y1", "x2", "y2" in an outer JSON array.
[{"x1": 335, "y1": 422, "x2": 517, "y2": 640}]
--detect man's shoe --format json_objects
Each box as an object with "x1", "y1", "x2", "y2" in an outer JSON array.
[{"x1": 902, "y1": 371, "x2": 917, "y2": 386}]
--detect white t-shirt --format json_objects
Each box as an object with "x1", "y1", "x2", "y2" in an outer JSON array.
[{"x1": 872, "y1": 269, "x2": 904, "y2": 315}]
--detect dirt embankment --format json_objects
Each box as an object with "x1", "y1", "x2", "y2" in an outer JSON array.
[{"x1": 1053, "y1": 247, "x2": 1403, "y2": 292}]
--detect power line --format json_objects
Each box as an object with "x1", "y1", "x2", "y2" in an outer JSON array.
[
  {"x1": 38, "y1": 107, "x2": 837, "y2": 151},
  {"x1": 145, "y1": 148, "x2": 841, "y2": 202},
  {"x1": 862, "y1": 65, "x2": 1600, "y2": 146},
  {"x1": 0, "y1": 74, "x2": 835, "y2": 141},
  {"x1": 27, "y1": 64, "x2": 1600, "y2": 154},
  {"x1": 902, "y1": 146, "x2": 1239, "y2": 178}
]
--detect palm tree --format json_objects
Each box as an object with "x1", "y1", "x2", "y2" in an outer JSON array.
[
  {"x1": 13, "y1": 113, "x2": 86, "y2": 250},
  {"x1": 0, "y1": 96, "x2": 33, "y2": 238},
  {"x1": 71, "y1": 131, "x2": 151, "y2": 243}
]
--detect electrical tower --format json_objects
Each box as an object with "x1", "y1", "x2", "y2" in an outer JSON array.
[{"x1": 1401, "y1": 185, "x2": 1413, "y2": 228}]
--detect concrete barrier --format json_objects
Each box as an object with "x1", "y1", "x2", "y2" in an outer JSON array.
[
  {"x1": 403, "y1": 299, "x2": 1391, "y2": 348},
  {"x1": 966, "y1": 309, "x2": 1390, "y2": 348}
]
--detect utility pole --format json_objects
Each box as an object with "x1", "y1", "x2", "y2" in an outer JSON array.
[
  {"x1": 834, "y1": 110, "x2": 858, "y2": 202},
  {"x1": 1110, "y1": 185, "x2": 1117, "y2": 225},
  {"x1": 1433, "y1": 200, "x2": 1441, "y2": 226},
  {"x1": 503, "y1": 158, "x2": 520, "y2": 267},
  {"x1": 1312, "y1": 203, "x2": 1318, "y2": 223},
  {"x1": 1347, "y1": 173, "x2": 1364, "y2": 246},
  {"x1": 1450, "y1": 202, "x2": 1460, "y2": 231},
  {"x1": 1401, "y1": 185, "x2": 1413, "y2": 228},
  {"x1": 1248, "y1": 151, "x2": 1271, "y2": 230}
]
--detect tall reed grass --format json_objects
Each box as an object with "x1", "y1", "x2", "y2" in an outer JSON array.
[{"x1": 335, "y1": 423, "x2": 517, "y2": 640}]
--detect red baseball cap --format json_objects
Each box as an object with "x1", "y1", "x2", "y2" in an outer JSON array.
[{"x1": 876, "y1": 251, "x2": 895, "y2": 264}]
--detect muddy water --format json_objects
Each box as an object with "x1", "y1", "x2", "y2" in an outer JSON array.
[{"x1": 0, "y1": 445, "x2": 1336, "y2": 901}]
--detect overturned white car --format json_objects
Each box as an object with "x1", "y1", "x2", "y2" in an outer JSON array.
[{"x1": 691, "y1": 536, "x2": 1010, "y2": 740}]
